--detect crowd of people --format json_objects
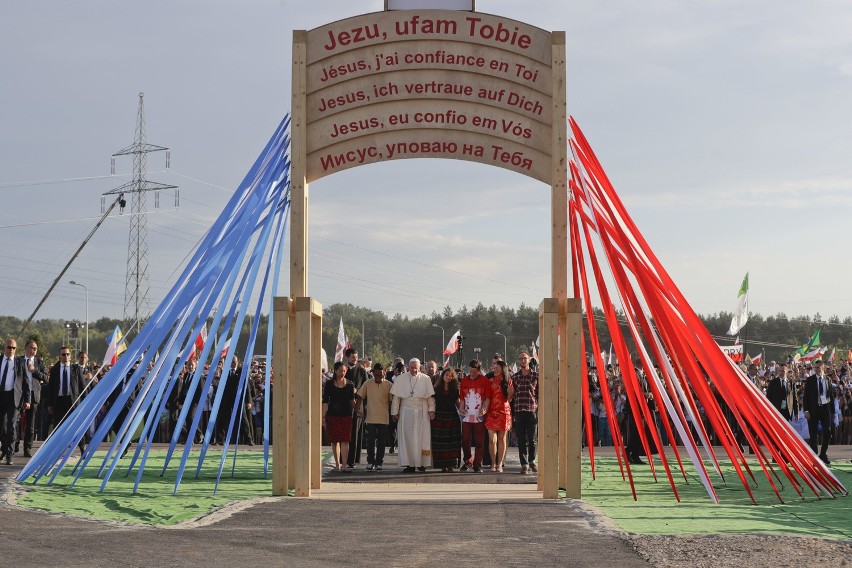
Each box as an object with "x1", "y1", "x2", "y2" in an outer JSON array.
[
  {"x1": 0, "y1": 339, "x2": 268, "y2": 465},
  {"x1": 321, "y1": 347, "x2": 539, "y2": 474},
  {"x1": 4, "y1": 336, "x2": 848, "y2": 472},
  {"x1": 587, "y1": 357, "x2": 852, "y2": 465}
]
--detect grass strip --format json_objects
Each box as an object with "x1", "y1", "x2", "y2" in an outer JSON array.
[
  {"x1": 580, "y1": 457, "x2": 852, "y2": 538},
  {"x1": 16, "y1": 450, "x2": 325, "y2": 525}
]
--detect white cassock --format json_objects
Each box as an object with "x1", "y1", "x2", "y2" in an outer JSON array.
[{"x1": 390, "y1": 372, "x2": 436, "y2": 467}]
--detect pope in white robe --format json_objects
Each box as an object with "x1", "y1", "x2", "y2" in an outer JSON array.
[{"x1": 390, "y1": 358, "x2": 436, "y2": 469}]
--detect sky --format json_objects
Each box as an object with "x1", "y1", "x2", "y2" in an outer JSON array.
[{"x1": 2, "y1": 0, "x2": 851, "y2": 328}]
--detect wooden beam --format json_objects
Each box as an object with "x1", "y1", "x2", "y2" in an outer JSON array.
[
  {"x1": 294, "y1": 297, "x2": 313, "y2": 496},
  {"x1": 538, "y1": 298, "x2": 560, "y2": 498},
  {"x1": 291, "y1": 30, "x2": 308, "y2": 298},
  {"x1": 550, "y1": 31, "x2": 568, "y2": 302},
  {"x1": 310, "y1": 302, "x2": 323, "y2": 490},
  {"x1": 272, "y1": 296, "x2": 292, "y2": 496},
  {"x1": 564, "y1": 298, "x2": 582, "y2": 498}
]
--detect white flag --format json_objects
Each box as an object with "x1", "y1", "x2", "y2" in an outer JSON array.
[
  {"x1": 727, "y1": 272, "x2": 749, "y2": 335},
  {"x1": 334, "y1": 317, "x2": 347, "y2": 362}
]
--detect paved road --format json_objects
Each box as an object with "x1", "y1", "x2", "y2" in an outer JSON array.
[{"x1": 0, "y1": 445, "x2": 652, "y2": 568}]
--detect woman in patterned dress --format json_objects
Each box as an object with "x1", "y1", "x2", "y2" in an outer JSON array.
[
  {"x1": 486, "y1": 360, "x2": 514, "y2": 472},
  {"x1": 431, "y1": 368, "x2": 462, "y2": 472}
]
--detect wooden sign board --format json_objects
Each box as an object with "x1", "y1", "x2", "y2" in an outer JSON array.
[{"x1": 301, "y1": 10, "x2": 554, "y2": 183}]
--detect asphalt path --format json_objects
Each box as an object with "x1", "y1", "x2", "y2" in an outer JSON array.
[{"x1": 0, "y1": 446, "x2": 652, "y2": 568}]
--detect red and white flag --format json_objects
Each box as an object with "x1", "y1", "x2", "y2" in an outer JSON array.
[
  {"x1": 801, "y1": 346, "x2": 827, "y2": 362},
  {"x1": 220, "y1": 337, "x2": 231, "y2": 358},
  {"x1": 188, "y1": 323, "x2": 207, "y2": 360},
  {"x1": 828, "y1": 347, "x2": 836, "y2": 364},
  {"x1": 443, "y1": 329, "x2": 461, "y2": 355}
]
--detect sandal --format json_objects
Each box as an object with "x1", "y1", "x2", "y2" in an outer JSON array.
[{"x1": 497, "y1": 464, "x2": 504, "y2": 473}]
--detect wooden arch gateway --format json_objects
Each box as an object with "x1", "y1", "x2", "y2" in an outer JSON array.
[{"x1": 273, "y1": 4, "x2": 582, "y2": 499}]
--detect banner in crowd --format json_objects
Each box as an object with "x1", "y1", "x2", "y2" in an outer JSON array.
[{"x1": 718, "y1": 342, "x2": 743, "y2": 362}]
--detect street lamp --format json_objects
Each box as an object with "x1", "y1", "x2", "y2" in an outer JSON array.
[
  {"x1": 431, "y1": 323, "x2": 444, "y2": 360},
  {"x1": 473, "y1": 347, "x2": 481, "y2": 362},
  {"x1": 69, "y1": 280, "x2": 89, "y2": 355},
  {"x1": 422, "y1": 346, "x2": 427, "y2": 362},
  {"x1": 495, "y1": 331, "x2": 507, "y2": 361},
  {"x1": 360, "y1": 317, "x2": 366, "y2": 358}
]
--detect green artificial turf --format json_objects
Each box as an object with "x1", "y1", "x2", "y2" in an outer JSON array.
[
  {"x1": 17, "y1": 450, "x2": 296, "y2": 525},
  {"x1": 578, "y1": 457, "x2": 852, "y2": 539},
  {"x1": 16, "y1": 451, "x2": 851, "y2": 537}
]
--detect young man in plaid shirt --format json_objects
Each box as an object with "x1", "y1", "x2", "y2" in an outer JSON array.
[{"x1": 512, "y1": 351, "x2": 539, "y2": 474}]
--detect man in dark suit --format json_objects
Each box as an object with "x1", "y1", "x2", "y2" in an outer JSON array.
[
  {"x1": 216, "y1": 356, "x2": 254, "y2": 446},
  {"x1": 1, "y1": 339, "x2": 30, "y2": 465},
  {"x1": 344, "y1": 348, "x2": 369, "y2": 468},
  {"x1": 18, "y1": 339, "x2": 48, "y2": 457},
  {"x1": 47, "y1": 346, "x2": 86, "y2": 453},
  {"x1": 803, "y1": 359, "x2": 834, "y2": 465},
  {"x1": 766, "y1": 363, "x2": 796, "y2": 421}
]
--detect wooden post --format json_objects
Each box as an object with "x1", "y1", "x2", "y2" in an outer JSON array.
[
  {"x1": 538, "y1": 298, "x2": 560, "y2": 498},
  {"x1": 291, "y1": 30, "x2": 308, "y2": 299},
  {"x1": 294, "y1": 297, "x2": 314, "y2": 496},
  {"x1": 289, "y1": 30, "x2": 309, "y2": 493},
  {"x1": 550, "y1": 31, "x2": 569, "y2": 497},
  {"x1": 564, "y1": 298, "x2": 582, "y2": 498},
  {"x1": 310, "y1": 303, "x2": 323, "y2": 490},
  {"x1": 550, "y1": 31, "x2": 568, "y2": 302},
  {"x1": 272, "y1": 297, "x2": 293, "y2": 496}
]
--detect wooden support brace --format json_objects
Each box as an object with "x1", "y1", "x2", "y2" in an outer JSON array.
[
  {"x1": 539, "y1": 298, "x2": 560, "y2": 498},
  {"x1": 272, "y1": 296, "x2": 294, "y2": 496}
]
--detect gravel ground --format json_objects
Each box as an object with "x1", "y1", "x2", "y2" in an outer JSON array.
[{"x1": 627, "y1": 534, "x2": 852, "y2": 568}]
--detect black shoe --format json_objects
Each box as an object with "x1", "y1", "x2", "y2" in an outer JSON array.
[
  {"x1": 628, "y1": 456, "x2": 645, "y2": 465},
  {"x1": 820, "y1": 455, "x2": 831, "y2": 465},
  {"x1": 402, "y1": 466, "x2": 416, "y2": 473},
  {"x1": 247, "y1": 440, "x2": 255, "y2": 446},
  {"x1": 23, "y1": 449, "x2": 32, "y2": 458},
  {"x1": 417, "y1": 466, "x2": 426, "y2": 472},
  {"x1": 460, "y1": 463, "x2": 471, "y2": 472},
  {"x1": 4, "y1": 454, "x2": 13, "y2": 466},
  {"x1": 473, "y1": 466, "x2": 483, "y2": 473}
]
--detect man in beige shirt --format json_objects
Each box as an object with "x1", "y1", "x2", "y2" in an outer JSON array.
[{"x1": 356, "y1": 363, "x2": 394, "y2": 471}]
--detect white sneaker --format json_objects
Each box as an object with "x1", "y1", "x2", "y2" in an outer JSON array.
[
  {"x1": 375, "y1": 464, "x2": 383, "y2": 471},
  {"x1": 366, "y1": 464, "x2": 375, "y2": 471}
]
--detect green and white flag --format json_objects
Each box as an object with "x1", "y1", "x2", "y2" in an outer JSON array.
[{"x1": 727, "y1": 272, "x2": 749, "y2": 335}]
